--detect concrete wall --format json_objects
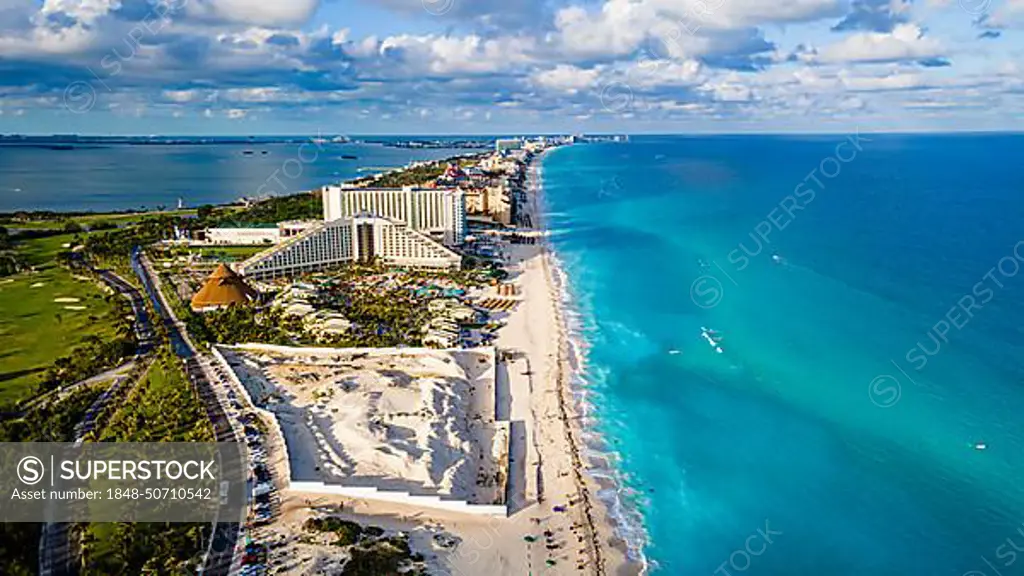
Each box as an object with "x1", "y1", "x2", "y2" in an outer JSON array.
[
  {"x1": 210, "y1": 346, "x2": 293, "y2": 484},
  {"x1": 289, "y1": 482, "x2": 507, "y2": 517}
]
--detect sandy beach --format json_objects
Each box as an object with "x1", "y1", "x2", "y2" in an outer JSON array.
[{"x1": 227, "y1": 149, "x2": 641, "y2": 575}]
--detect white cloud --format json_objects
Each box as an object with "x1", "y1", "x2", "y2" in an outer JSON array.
[
  {"x1": 809, "y1": 23, "x2": 944, "y2": 63},
  {"x1": 551, "y1": 0, "x2": 843, "y2": 60},
  {"x1": 839, "y1": 69, "x2": 924, "y2": 90},
  {"x1": 532, "y1": 64, "x2": 601, "y2": 93},
  {"x1": 379, "y1": 34, "x2": 535, "y2": 75},
  {"x1": 699, "y1": 76, "x2": 755, "y2": 101},
  {"x1": 982, "y1": 0, "x2": 1024, "y2": 28},
  {"x1": 189, "y1": 0, "x2": 320, "y2": 26}
]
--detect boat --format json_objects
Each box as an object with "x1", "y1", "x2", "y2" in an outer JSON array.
[
  {"x1": 341, "y1": 154, "x2": 358, "y2": 160},
  {"x1": 700, "y1": 327, "x2": 725, "y2": 354},
  {"x1": 242, "y1": 150, "x2": 255, "y2": 155}
]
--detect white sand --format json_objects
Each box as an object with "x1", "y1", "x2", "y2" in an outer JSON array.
[
  {"x1": 63, "y1": 305, "x2": 87, "y2": 311},
  {"x1": 224, "y1": 347, "x2": 505, "y2": 504},
  {"x1": 30, "y1": 282, "x2": 45, "y2": 288},
  {"x1": 53, "y1": 297, "x2": 81, "y2": 303}
]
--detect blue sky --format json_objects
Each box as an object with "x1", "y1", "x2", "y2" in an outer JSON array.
[{"x1": 0, "y1": 0, "x2": 1020, "y2": 134}]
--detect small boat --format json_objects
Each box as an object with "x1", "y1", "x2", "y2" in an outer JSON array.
[
  {"x1": 975, "y1": 442, "x2": 987, "y2": 451},
  {"x1": 242, "y1": 150, "x2": 255, "y2": 155},
  {"x1": 701, "y1": 327, "x2": 723, "y2": 343},
  {"x1": 341, "y1": 155, "x2": 358, "y2": 160},
  {"x1": 668, "y1": 349, "x2": 681, "y2": 355},
  {"x1": 701, "y1": 327, "x2": 725, "y2": 353}
]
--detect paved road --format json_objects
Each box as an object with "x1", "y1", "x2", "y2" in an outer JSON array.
[
  {"x1": 39, "y1": 265, "x2": 156, "y2": 576},
  {"x1": 132, "y1": 249, "x2": 244, "y2": 576}
]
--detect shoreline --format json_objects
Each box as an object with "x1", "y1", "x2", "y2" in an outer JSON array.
[{"x1": 524, "y1": 148, "x2": 645, "y2": 575}]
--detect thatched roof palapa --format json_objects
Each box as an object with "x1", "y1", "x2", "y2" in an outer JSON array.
[{"x1": 190, "y1": 264, "x2": 258, "y2": 312}]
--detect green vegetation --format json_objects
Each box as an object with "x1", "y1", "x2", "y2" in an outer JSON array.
[
  {"x1": 152, "y1": 243, "x2": 267, "y2": 264},
  {"x1": 303, "y1": 518, "x2": 427, "y2": 576},
  {"x1": 305, "y1": 517, "x2": 365, "y2": 546},
  {"x1": 0, "y1": 226, "x2": 24, "y2": 276},
  {"x1": 79, "y1": 349, "x2": 213, "y2": 574},
  {"x1": 0, "y1": 234, "x2": 128, "y2": 408},
  {"x1": 0, "y1": 384, "x2": 104, "y2": 441},
  {"x1": 0, "y1": 523, "x2": 40, "y2": 576},
  {"x1": 213, "y1": 191, "x2": 321, "y2": 225},
  {"x1": 374, "y1": 162, "x2": 447, "y2": 188},
  {"x1": 192, "y1": 305, "x2": 305, "y2": 346},
  {"x1": 344, "y1": 537, "x2": 427, "y2": 576},
  {"x1": 82, "y1": 217, "x2": 178, "y2": 264},
  {"x1": 0, "y1": 209, "x2": 199, "y2": 231},
  {"x1": 0, "y1": 383, "x2": 107, "y2": 575},
  {"x1": 80, "y1": 522, "x2": 208, "y2": 575},
  {"x1": 99, "y1": 350, "x2": 212, "y2": 442}
]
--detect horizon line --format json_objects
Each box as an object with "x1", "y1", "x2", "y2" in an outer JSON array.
[{"x1": 3, "y1": 129, "x2": 1024, "y2": 138}]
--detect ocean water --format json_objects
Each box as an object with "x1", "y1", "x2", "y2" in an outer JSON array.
[
  {"x1": 541, "y1": 135, "x2": 1024, "y2": 575},
  {"x1": 0, "y1": 142, "x2": 469, "y2": 212}
]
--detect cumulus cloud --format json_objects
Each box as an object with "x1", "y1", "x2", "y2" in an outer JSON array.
[
  {"x1": 805, "y1": 23, "x2": 945, "y2": 63},
  {"x1": 532, "y1": 64, "x2": 601, "y2": 93},
  {"x1": 377, "y1": 34, "x2": 535, "y2": 75},
  {"x1": 832, "y1": 0, "x2": 912, "y2": 32},
  {"x1": 0, "y1": 0, "x2": 1014, "y2": 130},
  {"x1": 366, "y1": 0, "x2": 549, "y2": 29}
]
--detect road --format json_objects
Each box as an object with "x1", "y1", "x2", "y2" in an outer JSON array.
[
  {"x1": 39, "y1": 265, "x2": 156, "y2": 576},
  {"x1": 132, "y1": 249, "x2": 244, "y2": 576}
]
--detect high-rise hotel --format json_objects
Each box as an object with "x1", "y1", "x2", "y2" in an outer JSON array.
[
  {"x1": 322, "y1": 185, "x2": 467, "y2": 247},
  {"x1": 236, "y1": 186, "x2": 467, "y2": 279}
]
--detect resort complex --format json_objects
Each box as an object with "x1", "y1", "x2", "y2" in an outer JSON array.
[
  {"x1": 236, "y1": 214, "x2": 462, "y2": 279},
  {"x1": 0, "y1": 135, "x2": 634, "y2": 576}
]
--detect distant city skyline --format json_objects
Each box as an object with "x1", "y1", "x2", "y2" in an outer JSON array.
[{"x1": 0, "y1": 0, "x2": 1021, "y2": 135}]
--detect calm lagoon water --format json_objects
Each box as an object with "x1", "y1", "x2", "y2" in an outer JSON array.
[{"x1": 0, "y1": 142, "x2": 467, "y2": 212}]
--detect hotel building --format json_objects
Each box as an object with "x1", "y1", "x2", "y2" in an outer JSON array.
[
  {"x1": 322, "y1": 185, "x2": 467, "y2": 246},
  {"x1": 237, "y1": 215, "x2": 461, "y2": 280},
  {"x1": 202, "y1": 221, "x2": 318, "y2": 246}
]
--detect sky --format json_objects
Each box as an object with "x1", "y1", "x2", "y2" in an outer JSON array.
[{"x1": 0, "y1": 0, "x2": 1021, "y2": 134}]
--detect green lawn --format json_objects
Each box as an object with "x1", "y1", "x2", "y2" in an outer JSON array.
[{"x1": 0, "y1": 234, "x2": 118, "y2": 406}]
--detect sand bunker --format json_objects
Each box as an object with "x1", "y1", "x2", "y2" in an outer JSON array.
[
  {"x1": 223, "y1": 346, "x2": 506, "y2": 505},
  {"x1": 54, "y1": 297, "x2": 81, "y2": 303},
  {"x1": 30, "y1": 282, "x2": 45, "y2": 288},
  {"x1": 64, "y1": 306, "x2": 87, "y2": 311}
]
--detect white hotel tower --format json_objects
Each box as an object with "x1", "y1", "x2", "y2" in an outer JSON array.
[
  {"x1": 322, "y1": 185, "x2": 467, "y2": 246},
  {"x1": 236, "y1": 186, "x2": 467, "y2": 279}
]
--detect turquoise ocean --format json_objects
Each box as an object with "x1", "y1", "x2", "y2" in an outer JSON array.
[{"x1": 540, "y1": 135, "x2": 1024, "y2": 575}]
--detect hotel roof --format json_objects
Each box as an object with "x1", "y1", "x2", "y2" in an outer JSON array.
[{"x1": 191, "y1": 263, "x2": 258, "y2": 311}]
